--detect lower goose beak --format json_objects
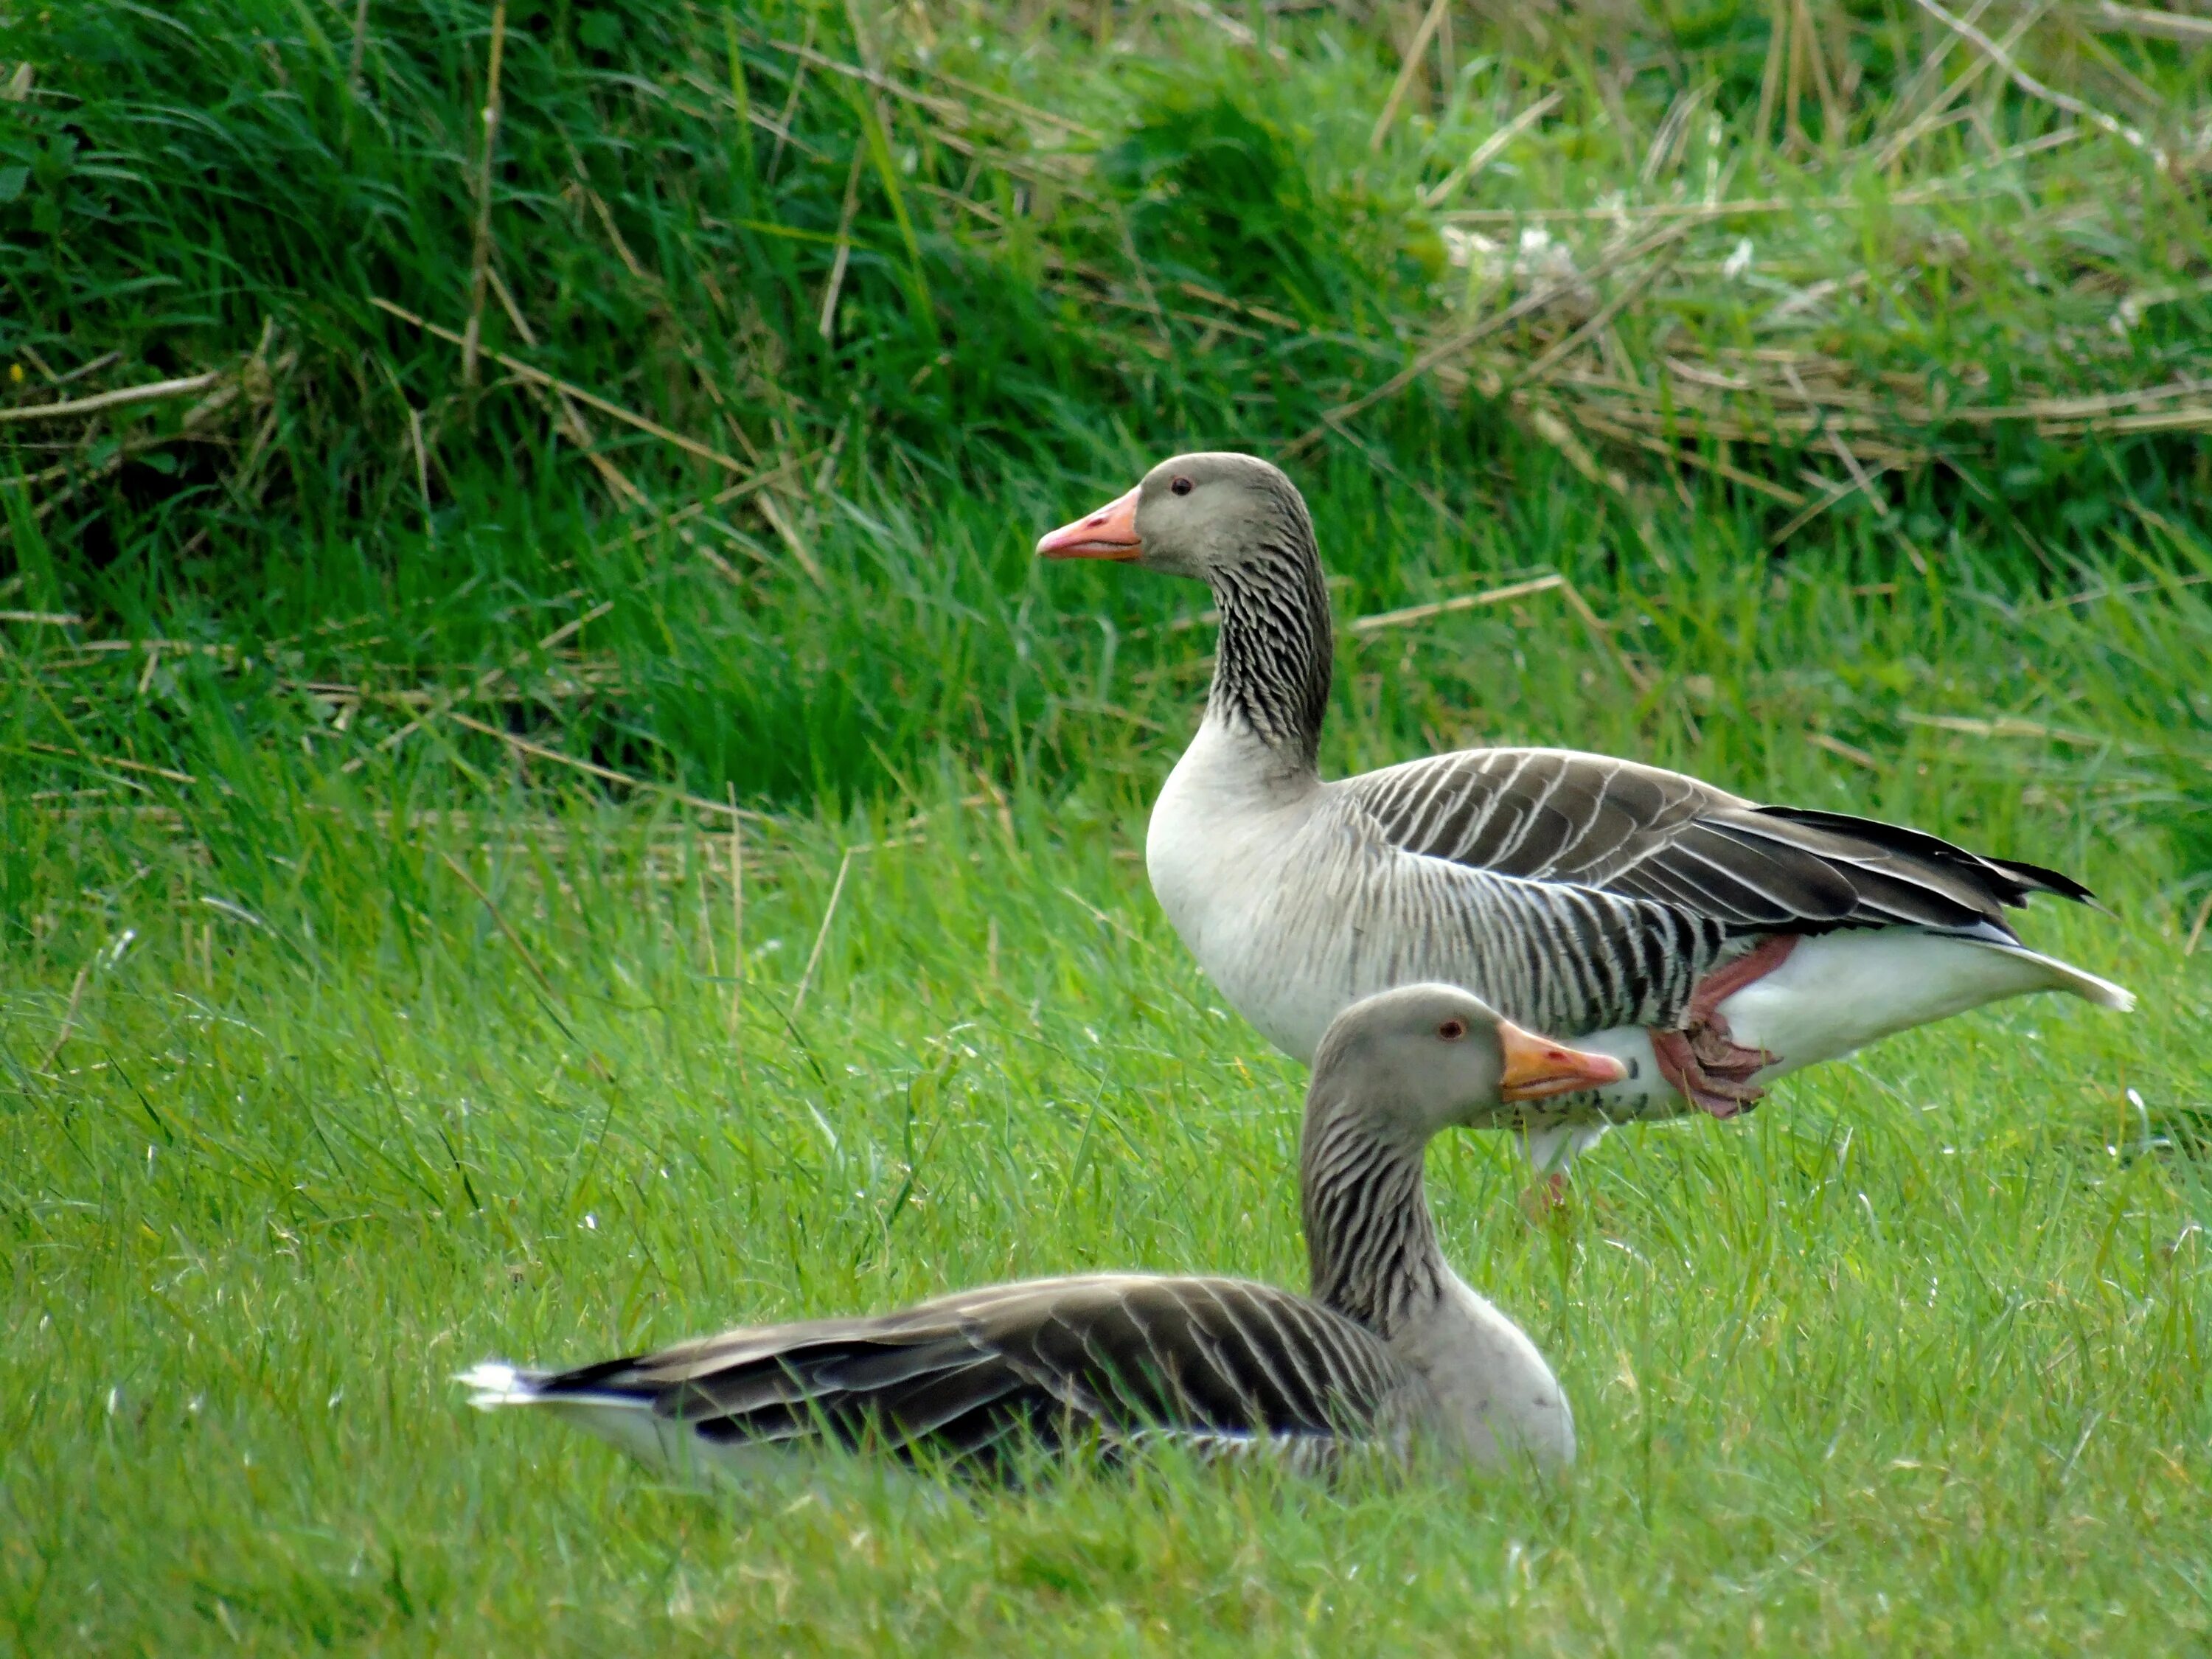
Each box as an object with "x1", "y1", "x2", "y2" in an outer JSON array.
[
  {"x1": 1496, "y1": 1022, "x2": 1629, "y2": 1102},
  {"x1": 1037, "y1": 485, "x2": 1142, "y2": 560}
]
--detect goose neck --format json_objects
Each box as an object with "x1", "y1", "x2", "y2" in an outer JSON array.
[
  {"x1": 1300, "y1": 1092, "x2": 1446, "y2": 1343},
  {"x1": 1206, "y1": 538, "x2": 1332, "y2": 772}
]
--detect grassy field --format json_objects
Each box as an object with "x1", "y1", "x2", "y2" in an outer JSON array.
[{"x1": 7, "y1": 0, "x2": 2212, "y2": 1652}]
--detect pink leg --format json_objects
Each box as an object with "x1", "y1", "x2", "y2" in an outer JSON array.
[
  {"x1": 1649, "y1": 934, "x2": 1799, "y2": 1120},
  {"x1": 1517, "y1": 1169, "x2": 1571, "y2": 1222}
]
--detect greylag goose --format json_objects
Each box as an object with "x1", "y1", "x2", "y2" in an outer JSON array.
[
  {"x1": 1037, "y1": 452, "x2": 2131, "y2": 1174},
  {"x1": 460, "y1": 985, "x2": 1621, "y2": 1475}
]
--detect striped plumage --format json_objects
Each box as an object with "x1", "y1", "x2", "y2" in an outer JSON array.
[
  {"x1": 1037, "y1": 453, "x2": 2131, "y2": 1172},
  {"x1": 1332, "y1": 746, "x2": 2096, "y2": 1040},
  {"x1": 462, "y1": 986, "x2": 1619, "y2": 1478},
  {"x1": 463, "y1": 1276, "x2": 1408, "y2": 1479}
]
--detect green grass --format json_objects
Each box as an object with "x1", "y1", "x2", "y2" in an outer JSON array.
[
  {"x1": 7, "y1": 0, "x2": 2212, "y2": 1652},
  {"x1": 7, "y1": 509, "x2": 2210, "y2": 1652}
]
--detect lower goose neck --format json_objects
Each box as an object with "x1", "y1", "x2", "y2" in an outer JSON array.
[
  {"x1": 1301, "y1": 1103, "x2": 1445, "y2": 1343},
  {"x1": 1206, "y1": 545, "x2": 1333, "y2": 770}
]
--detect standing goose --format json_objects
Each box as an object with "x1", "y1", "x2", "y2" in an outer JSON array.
[
  {"x1": 460, "y1": 985, "x2": 1619, "y2": 1476},
  {"x1": 1037, "y1": 453, "x2": 2131, "y2": 1173}
]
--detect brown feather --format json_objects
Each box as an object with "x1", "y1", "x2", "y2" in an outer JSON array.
[
  {"x1": 1353, "y1": 748, "x2": 2094, "y2": 942},
  {"x1": 521, "y1": 1275, "x2": 1409, "y2": 1474}
]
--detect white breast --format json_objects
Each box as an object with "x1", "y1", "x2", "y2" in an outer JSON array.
[
  {"x1": 1391, "y1": 1275, "x2": 1575, "y2": 1470},
  {"x1": 1147, "y1": 720, "x2": 1344, "y2": 1057}
]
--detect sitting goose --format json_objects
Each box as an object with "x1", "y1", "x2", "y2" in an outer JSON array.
[
  {"x1": 459, "y1": 985, "x2": 1620, "y2": 1476},
  {"x1": 1037, "y1": 452, "x2": 2131, "y2": 1173}
]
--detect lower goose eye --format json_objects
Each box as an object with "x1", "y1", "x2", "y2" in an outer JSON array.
[
  {"x1": 1169, "y1": 476, "x2": 1193, "y2": 496},
  {"x1": 1436, "y1": 1019, "x2": 1467, "y2": 1041}
]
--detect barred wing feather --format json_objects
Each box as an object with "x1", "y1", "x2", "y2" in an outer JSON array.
[
  {"x1": 1346, "y1": 748, "x2": 2093, "y2": 940},
  {"x1": 499, "y1": 1275, "x2": 1414, "y2": 1472}
]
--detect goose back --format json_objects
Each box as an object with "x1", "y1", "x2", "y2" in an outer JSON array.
[
  {"x1": 486, "y1": 1274, "x2": 1422, "y2": 1477},
  {"x1": 1346, "y1": 747, "x2": 2087, "y2": 935}
]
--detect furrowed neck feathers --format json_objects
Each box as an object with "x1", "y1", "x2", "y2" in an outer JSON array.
[
  {"x1": 1204, "y1": 512, "x2": 1332, "y2": 771},
  {"x1": 1300, "y1": 1087, "x2": 1446, "y2": 1342}
]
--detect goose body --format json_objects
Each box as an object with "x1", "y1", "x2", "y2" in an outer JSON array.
[
  {"x1": 462, "y1": 986, "x2": 1621, "y2": 1477},
  {"x1": 461, "y1": 1275, "x2": 1428, "y2": 1478},
  {"x1": 1043, "y1": 454, "x2": 2131, "y2": 1171}
]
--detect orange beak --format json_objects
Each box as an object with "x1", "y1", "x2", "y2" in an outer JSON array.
[
  {"x1": 1496, "y1": 1021, "x2": 1628, "y2": 1102},
  {"x1": 1036, "y1": 485, "x2": 1142, "y2": 561}
]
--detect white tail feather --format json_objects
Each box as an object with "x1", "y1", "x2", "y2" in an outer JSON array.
[
  {"x1": 1721, "y1": 930, "x2": 2133, "y2": 1080},
  {"x1": 459, "y1": 1363, "x2": 727, "y2": 1472},
  {"x1": 1992, "y1": 945, "x2": 2135, "y2": 1012},
  {"x1": 458, "y1": 1362, "x2": 546, "y2": 1410}
]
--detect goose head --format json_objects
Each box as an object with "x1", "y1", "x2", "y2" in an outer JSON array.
[
  {"x1": 1311, "y1": 984, "x2": 1627, "y2": 1138},
  {"x1": 1035, "y1": 451, "x2": 1312, "y2": 584}
]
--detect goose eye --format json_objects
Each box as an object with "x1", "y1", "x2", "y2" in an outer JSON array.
[
  {"x1": 1169, "y1": 476, "x2": 1194, "y2": 496},
  {"x1": 1436, "y1": 1018, "x2": 1467, "y2": 1042}
]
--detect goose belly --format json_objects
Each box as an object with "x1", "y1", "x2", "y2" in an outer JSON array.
[
  {"x1": 1309, "y1": 931, "x2": 2097, "y2": 1125},
  {"x1": 1718, "y1": 928, "x2": 2095, "y2": 1084},
  {"x1": 1517, "y1": 932, "x2": 2108, "y2": 1123}
]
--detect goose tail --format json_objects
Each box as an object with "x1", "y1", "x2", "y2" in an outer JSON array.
[
  {"x1": 460, "y1": 1360, "x2": 694, "y2": 1470},
  {"x1": 459, "y1": 1361, "x2": 555, "y2": 1410},
  {"x1": 459, "y1": 1360, "x2": 650, "y2": 1413},
  {"x1": 1990, "y1": 944, "x2": 2135, "y2": 1012}
]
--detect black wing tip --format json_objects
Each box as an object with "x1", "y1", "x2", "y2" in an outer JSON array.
[
  {"x1": 550, "y1": 1352, "x2": 642, "y2": 1383},
  {"x1": 1986, "y1": 855, "x2": 2101, "y2": 908},
  {"x1": 1753, "y1": 804, "x2": 2101, "y2": 913}
]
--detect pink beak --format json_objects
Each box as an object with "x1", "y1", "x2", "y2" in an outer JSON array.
[{"x1": 1036, "y1": 485, "x2": 1142, "y2": 561}]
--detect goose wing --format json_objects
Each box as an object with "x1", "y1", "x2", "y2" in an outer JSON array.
[
  {"x1": 1345, "y1": 747, "x2": 2090, "y2": 939},
  {"x1": 513, "y1": 1274, "x2": 1412, "y2": 1472}
]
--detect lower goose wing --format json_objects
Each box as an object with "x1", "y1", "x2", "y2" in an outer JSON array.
[
  {"x1": 471, "y1": 1275, "x2": 1411, "y2": 1475},
  {"x1": 1345, "y1": 747, "x2": 2092, "y2": 939}
]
